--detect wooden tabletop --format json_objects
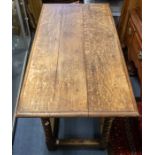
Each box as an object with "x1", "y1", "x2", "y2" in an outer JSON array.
[{"x1": 16, "y1": 4, "x2": 138, "y2": 118}]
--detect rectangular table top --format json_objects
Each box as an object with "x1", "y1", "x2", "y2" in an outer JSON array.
[{"x1": 16, "y1": 4, "x2": 138, "y2": 117}]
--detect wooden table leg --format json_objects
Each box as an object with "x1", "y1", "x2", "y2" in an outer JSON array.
[
  {"x1": 41, "y1": 118, "x2": 59, "y2": 150},
  {"x1": 100, "y1": 118, "x2": 114, "y2": 148},
  {"x1": 42, "y1": 117, "x2": 113, "y2": 150}
]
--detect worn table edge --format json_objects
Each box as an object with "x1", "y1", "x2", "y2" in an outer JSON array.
[{"x1": 16, "y1": 110, "x2": 139, "y2": 118}]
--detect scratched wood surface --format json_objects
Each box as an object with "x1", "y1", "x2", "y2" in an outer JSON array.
[{"x1": 16, "y1": 4, "x2": 138, "y2": 117}]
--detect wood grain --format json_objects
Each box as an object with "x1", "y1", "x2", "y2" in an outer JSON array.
[
  {"x1": 16, "y1": 4, "x2": 138, "y2": 118},
  {"x1": 83, "y1": 4, "x2": 138, "y2": 116},
  {"x1": 50, "y1": 5, "x2": 88, "y2": 114}
]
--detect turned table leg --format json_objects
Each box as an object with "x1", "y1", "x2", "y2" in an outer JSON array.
[
  {"x1": 41, "y1": 118, "x2": 59, "y2": 150},
  {"x1": 41, "y1": 117, "x2": 113, "y2": 150},
  {"x1": 100, "y1": 118, "x2": 114, "y2": 148}
]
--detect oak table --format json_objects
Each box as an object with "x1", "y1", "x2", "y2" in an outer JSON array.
[{"x1": 16, "y1": 4, "x2": 139, "y2": 150}]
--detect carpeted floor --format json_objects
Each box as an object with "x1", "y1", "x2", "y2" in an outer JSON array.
[
  {"x1": 13, "y1": 101, "x2": 142, "y2": 155},
  {"x1": 13, "y1": 118, "x2": 108, "y2": 155},
  {"x1": 109, "y1": 116, "x2": 142, "y2": 155}
]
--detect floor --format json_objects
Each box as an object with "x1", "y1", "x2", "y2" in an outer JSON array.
[
  {"x1": 12, "y1": 1, "x2": 140, "y2": 155},
  {"x1": 13, "y1": 118, "x2": 108, "y2": 155}
]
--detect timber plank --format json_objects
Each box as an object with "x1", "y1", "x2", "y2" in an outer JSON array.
[{"x1": 16, "y1": 4, "x2": 138, "y2": 117}]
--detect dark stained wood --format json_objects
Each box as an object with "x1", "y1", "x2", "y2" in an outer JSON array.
[
  {"x1": 55, "y1": 139, "x2": 102, "y2": 149},
  {"x1": 42, "y1": 117, "x2": 114, "y2": 150},
  {"x1": 118, "y1": 0, "x2": 142, "y2": 46},
  {"x1": 16, "y1": 4, "x2": 138, "y2": 118},
  {"x1": 26, "y1": 0, "x2": 42, "y2": 28},
  {"x1": 100, "y1": 118, "x2": 114, "y2": 148},
  {"x1": 128, "y1": 27, "x2": 142, "y2": 83},
  {"x1": 130, "y1": 9, "x2": 142, "y2": 42},
  {"x1": 41, "y1": 118, "x2": 56, "y2": 150},
  {"x1": 124, "y1": 8, "x2": 142, "y2": 88},
  {"x1": 124, "y1": 18, "x2": 135, "y2": 47}
]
